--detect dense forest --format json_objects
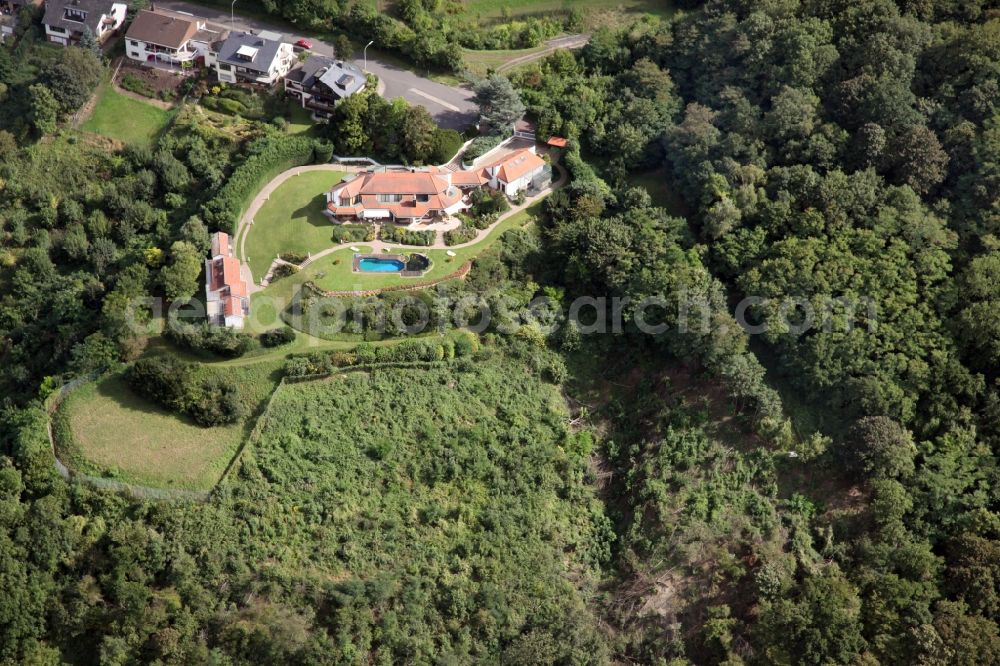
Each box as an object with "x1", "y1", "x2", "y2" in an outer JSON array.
[{"x1": 3, "y1": 0, "x2": 1000, "y2": 664}]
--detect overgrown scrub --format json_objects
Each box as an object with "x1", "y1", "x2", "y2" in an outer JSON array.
[{"x1": 126, "y1": 356, "x2": 247, "y2": 426}]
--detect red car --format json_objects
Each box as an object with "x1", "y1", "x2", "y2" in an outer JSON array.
[{"x1": 294, "y1": 38, "x2": 313, "y2": 51}]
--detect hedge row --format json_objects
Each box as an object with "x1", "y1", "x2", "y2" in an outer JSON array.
[
  {"x1": 202, "y1": 135, "x2": 320, "y2": 233},
  {"x1": 284, "y1": 333, "x2": 479, "y2": 376}
]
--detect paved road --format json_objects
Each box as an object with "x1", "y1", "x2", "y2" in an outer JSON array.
[{"x1": 154, "y1": 0, "x2": 478, "y2": 129}]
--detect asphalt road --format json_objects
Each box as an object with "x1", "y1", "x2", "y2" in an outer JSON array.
[{"x1": 153, "y1": 0, "x2": 478, "y2": 129}]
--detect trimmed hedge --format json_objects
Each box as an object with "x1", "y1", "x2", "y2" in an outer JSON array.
[
  {"x1": 380, "y1": 225, "x2": 434, "y2": 246},
  {"x1": 331, "y1": 224, "x2": 374, "y2": 243},
  {"x1": 202, "y1": 135, "x2": 319, "y2": 233},
  {"x1": 284, "y1": 333, "x2": 478, "y2": 376}
]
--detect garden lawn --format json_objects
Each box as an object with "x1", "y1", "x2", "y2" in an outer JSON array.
[
  {"x1": 241, "y1": 169, "x2": 348, "y2": 279},
  {"x1": 80, "y1": 83, "x2": 173, "y2": 147},
  {"x1": 251, "y1": 200, "x2": 542, "y2": 303},
  {"x1": 55, "y1": 362, "x2": 282, "y2": 490}
]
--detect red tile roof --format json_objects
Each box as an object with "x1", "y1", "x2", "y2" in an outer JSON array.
[
  {"x1": 490, "y1": 149, "x2": 546, "y2": 183},
  {"x1": 547, "y1": 136, "x2": 567, "y2": 148},
  {"x1": 222, "y1": 296, "x2": 243, "y2": 317},
  {"x1": 210, "y1": 231, "x2": 230, "y2": 258},
  {"x1": 329, "y1": 170, "x2": 466, "y2": 220},
  {"x1": 451, "y1": 170, "x2": 487, "y2": 187}
]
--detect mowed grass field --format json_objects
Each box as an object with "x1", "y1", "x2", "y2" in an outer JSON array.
[
  {"x1": 56, "y1": 361, "x2": 283, "y2": 490},
  {"x1": 242, "y1": 170, "x2": 349, "y2": 279},
  {"x1": 80, "y1": 83, "x2": 174, "y2": 147}
]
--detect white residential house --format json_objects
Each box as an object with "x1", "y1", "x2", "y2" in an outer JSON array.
[
  {"x1": 204, "y1": 232, "x2": 249, "y2": 329},
  {"x1": 43, "y1": 0, "x2": 125, "y2": 46},
  {"x1": 124, "y1": 9, "x2": 226, "y2": 67},
  {"x1": 482, "y1": 146, "x2": 549, "y2": 197},
  {"x1": 213, "y1": 30, "x2": 294, "y2": 85}
]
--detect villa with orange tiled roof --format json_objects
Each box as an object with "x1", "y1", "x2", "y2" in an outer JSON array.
[
  {"x1": 325, "y1": 146, "x2": 549, "y2": 224},
  {"x1": 481, "y1": 147, "x2": 548, "y2": 197},
  {"x1": 204, "y1": 232, "x2": 249, "y2": 328},
  {"x1": 325, "y1": 168, "x2": 473, "y2": 224}
]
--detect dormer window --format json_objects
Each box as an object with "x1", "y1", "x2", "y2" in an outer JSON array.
[
  {"x1": 63, "y1": 7, "x2": 87, "y2": 21},
  {"x1": 416, "y1": 194, "x2": 429, "y2": 203},
  {"x1": 235, "y1": 44, "x2": 257, "y2": 61}
]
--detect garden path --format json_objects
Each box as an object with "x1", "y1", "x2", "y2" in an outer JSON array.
[{"x1": 237, "y1": 162, "x2": 567, "y2": 285}]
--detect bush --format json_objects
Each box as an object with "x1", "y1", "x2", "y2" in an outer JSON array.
[
  {"x1": 444, "y1": 223, "x2": 477, "y2": 246},
  {"x1": 330, "y1": 224, "x2": 372, "y2": 243},
  {"x1": 165, "y1": 315, "x2": 256, "y2": 358},
  {"x1": 119, "y1": 73, "x2": 155, "y2": 98},
  {"x1": 279, "y1": 251, "x2": 308, "y2": 264},
  {"x1": 187, "y1": 376, "x2": 248, "y2": 426},
  {"x1": 469, "y1": 187, "x2": 510, "y2": 224},
  {"x1": 313, "y1": 139, "x2": 334, "y2": 163},
  {"x1": 126, "y1": 356, "x2": 196, "y2": 413},
  {"x1": 202, "y1": 135, "x2": 316, "y2": 232},
  {"x1": 260, "y1": 327, "x2": 296, "y2": 347},
  {"x1": 463, "y1": 134, "x2": 505, "y2": 163},
  {"x1": 127, "y1": 358, "x2": 247, "y2": 427},
  {"x1": 431, "y1": 129, "x2": 464, "y2": 164},
  {"x1": 271, "y1": 263, "x2": 299, "y2": 281},
  {"x1": 380, "y1": 225, "x2": 434, "y2": 246}
]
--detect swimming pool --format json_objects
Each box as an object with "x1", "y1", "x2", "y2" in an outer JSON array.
[{"x1": 358, "y1": 257, "x2": 405, "y2": 272}]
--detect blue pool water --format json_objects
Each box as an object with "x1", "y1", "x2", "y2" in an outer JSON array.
[{"x1": 359, "y1": 257, "x2": 405, "y2": 272}]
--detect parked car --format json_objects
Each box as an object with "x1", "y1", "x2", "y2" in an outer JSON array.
[{"x1": 294, "y1": 38, "x2": 313, "y2": 51}]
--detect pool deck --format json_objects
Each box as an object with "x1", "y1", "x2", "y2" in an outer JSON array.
[{"x1": 353, "y1": 253, "x2": 429, "y2": 278}]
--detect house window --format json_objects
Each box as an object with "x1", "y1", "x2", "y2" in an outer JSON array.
[
  {"x1": 63, "y1": 8, "x2": 86, "y2": 21},
  {"x1": 129, "y1": 39, "x2": 139, "y2": 47},
  {"x1": 416, "y1": 194, "x2": 429, "y2": 203},
  {"x1": 219, "y1": 63, "x2": 231, "y2": 71},
  {"x1": 377, "y1": 194, "x2": 403, "y2": 203},
  {"x1": 48, "y1": 25, "x2": 66, "y2": 33}
]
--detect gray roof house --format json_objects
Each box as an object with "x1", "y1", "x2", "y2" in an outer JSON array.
[
  {"x1": 43, "y1": 0, "x2": 126, "y2": 45},
  {"x1": 213, "y1": 31, "x2": 294, "y2": 85},
  {"x1": 284, "y1": 55, "x2": 366, "y2": 120}
]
